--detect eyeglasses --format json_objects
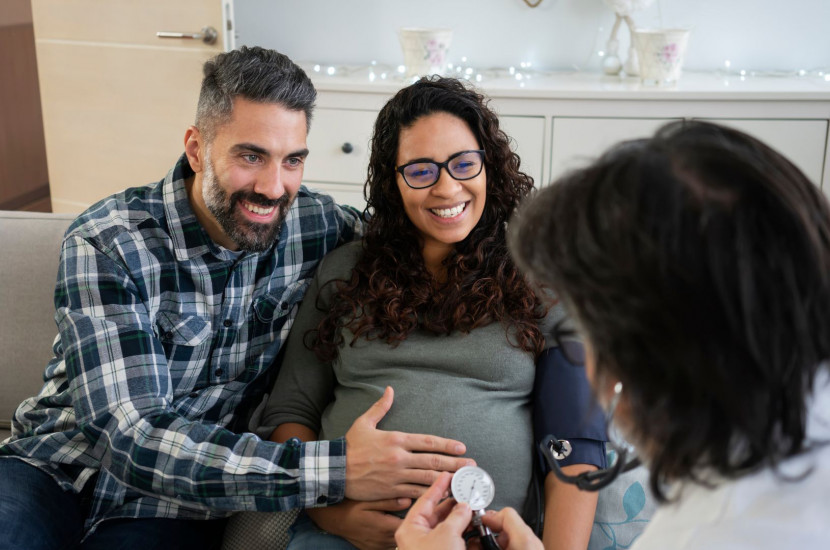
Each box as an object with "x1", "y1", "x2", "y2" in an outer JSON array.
[
  {"x1": 395, "y1": 150, "x2": 485, "y2": 189},
  {"x1": 540, "y1": 381, "x2": 641, "y2": 491}
]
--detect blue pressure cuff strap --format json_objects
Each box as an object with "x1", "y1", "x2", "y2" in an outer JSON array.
[
  {"x1": 538, "y1": 437, "x2": 607, "y2": 472},
  {"x1": 534, "y1": 345, "x2": 608, "y2": 472}
]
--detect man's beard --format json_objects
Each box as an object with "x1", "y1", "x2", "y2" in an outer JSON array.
[{"x1": 202, "y1": 156, "x2": 294, "y2": 253}]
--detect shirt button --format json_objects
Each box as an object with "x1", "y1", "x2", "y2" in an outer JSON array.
[
  {"x1": 164, "y1": 331, "x2": 173, "y2": 340},
  {"x1": 223, "y1": 319, "x2": 233, "y2": 328},
  {"x1": 316, "y1": 495, "x2": 327, "y2": 504},
  {"x1": 189, "y1": 391, "x2": 199, "y2": 398},
  {"x1": 280, "y1": 302, "x2": 289, "y2": 310},
  {"x1": 214, "y1": 368, "x2": 223, "y2": 377},
  {"x1": 287, "y1": 437, "x2": 301, "y2": 448}
]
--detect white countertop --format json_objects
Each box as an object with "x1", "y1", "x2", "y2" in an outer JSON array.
[{"x1": 305, "y1": 65, "x2": 830, "y2": 101}]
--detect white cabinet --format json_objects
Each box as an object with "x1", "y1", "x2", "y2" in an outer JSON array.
[
  {"x1": 550, "y1": 118, "x2": 680, "y2": 184},
  {"x1": 548, "y1": 117, "x2": 828, "y2": 187},
  {"x1": 303, "y1": 108, "x2": 376, "y2": 210},
  {"x1": 499, "y1": 116, "x2": 546, "y2": 187},
  {"x1": 307, "y1": 72, "x2": 830, "y2": 205}
]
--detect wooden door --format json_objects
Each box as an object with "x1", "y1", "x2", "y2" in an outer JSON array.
[
  {"x1": 0, "y1": 0, "x2": 49, "y2": 211},
  {"x1": 31, "y1": 0, "x2": 232, "y2": 213}
]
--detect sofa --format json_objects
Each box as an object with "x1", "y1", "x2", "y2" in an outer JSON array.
[
  {"x1": 0, "y1": 210, "x2": 75, "y2": 442},
  {"x1": 0, "y1": 210, "x2": 654, "y2": 550}
]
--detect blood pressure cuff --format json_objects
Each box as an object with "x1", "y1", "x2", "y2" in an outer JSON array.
[{"x1": 533, "y1": 343, "x2": 608, "y2": 472}]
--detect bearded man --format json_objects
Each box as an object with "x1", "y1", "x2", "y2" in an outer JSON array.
[{"x1": 0, "y1": 46, "x2": 470, "y2": 550}]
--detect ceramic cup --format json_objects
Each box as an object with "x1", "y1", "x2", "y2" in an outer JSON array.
[
  {"x1": 398, "y1": 28, "x2": 453, "y2": 78},
  {"x1": 632, "y1": 28, "x2": 691, "y2": 85}
]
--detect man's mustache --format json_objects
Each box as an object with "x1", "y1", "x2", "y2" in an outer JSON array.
[{"x1": 232, "y1": 191, "x2": 290, "y2": 209}]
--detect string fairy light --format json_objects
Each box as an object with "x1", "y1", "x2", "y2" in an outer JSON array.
[{"x1": 301, "y1": 57, "x2": 830, "y2": 87}]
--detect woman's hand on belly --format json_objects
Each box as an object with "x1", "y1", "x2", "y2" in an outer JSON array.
[{"x1": 307, "y1": 497, "x2": 412, "y2": 550}]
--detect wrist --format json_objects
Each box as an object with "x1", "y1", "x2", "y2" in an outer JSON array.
[{"x1": 297, "y1": 438, "x2": 347, "y2": 507}]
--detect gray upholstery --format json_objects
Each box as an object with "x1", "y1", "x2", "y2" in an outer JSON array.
[{"x1": 0, "y1": 210, "x2": 74, "y2": 441}]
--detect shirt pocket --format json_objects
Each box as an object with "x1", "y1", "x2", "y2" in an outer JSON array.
[
  {"x1": 156, "y1": 310, "x2": 212, "y2": 346},
  {"x1": 252, "y1": 279, "x2": 311, "y2": 324},
  {"x1": 247, "y1": 279, "x2": 311, "y2": 368},
  {"x1": 154, "y1": 311, "x2": 213, "y2": 394}
]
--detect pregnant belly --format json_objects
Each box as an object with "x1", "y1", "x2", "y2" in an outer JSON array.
[{"x1": 320, "y1": 385, "x2": 534, "y2": 512}]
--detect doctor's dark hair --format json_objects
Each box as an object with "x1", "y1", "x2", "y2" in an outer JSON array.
[
  {"x1": 195, "y1": 46, "x2": 316, "y2": 140},
  {"x1": 312, "y1": 76, "x2": 544, "y2": 360},
  {"x1": 509, "y1": 120, "x2": 830, "y2": 501}
]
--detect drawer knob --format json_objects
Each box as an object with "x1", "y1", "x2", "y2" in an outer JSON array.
[{"x1": 341, "y1": 142, "x2": 354, "y2": 154}]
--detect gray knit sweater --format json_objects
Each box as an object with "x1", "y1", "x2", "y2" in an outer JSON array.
[{"x1": 258, "y1": 241, "x2": 563, "y2": 512}]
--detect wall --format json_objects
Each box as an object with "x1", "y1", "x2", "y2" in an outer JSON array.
[
  {"x1": 235, "y1": 0, "x2": 830, "y2": 74},
  {"x1": 0, "y1": 0, "x2": 50, "y2": 211}
]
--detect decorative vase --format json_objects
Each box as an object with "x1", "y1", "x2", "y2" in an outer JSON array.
[
  {"x1": 398, "y1": 28, "x2": 453, "y2": 78},
  {"x1": 632, "y1": 28, "x2": 691, "y2": 85}
]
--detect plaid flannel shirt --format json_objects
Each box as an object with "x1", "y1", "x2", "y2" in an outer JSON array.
[{"x1": 0, "y1": 154, "x2": 363, "y2": 532}]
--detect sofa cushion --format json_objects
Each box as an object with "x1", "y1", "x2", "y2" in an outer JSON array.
[{"x1": 0, "y1": 210, "x2": 74, "y2": 439}]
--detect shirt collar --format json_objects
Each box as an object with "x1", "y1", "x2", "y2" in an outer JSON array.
[{"x1": 163, "y1": 153, "x2": 243, "y2": 262}]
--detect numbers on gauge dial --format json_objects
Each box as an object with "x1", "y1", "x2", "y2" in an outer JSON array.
[{"x1": 451, "y1": 466, "x2": 495, "y2": 510}]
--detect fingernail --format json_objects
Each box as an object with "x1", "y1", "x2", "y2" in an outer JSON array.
[
  {"x1": 454, "y1": 444, "x2": 465, "y2": 454},
  {"x1": 456, "y1": 502, "x2": 470, "y2": 513},
  {"x1": 466, "y1": 459, "x2": 476, "y2": 466},
  {"x1": 397, "y1": 498, "x2": 409, "y2": 505}
]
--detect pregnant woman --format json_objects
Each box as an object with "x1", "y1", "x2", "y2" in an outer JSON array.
[{"x1": 257, "y1": 76, "x2": 600, "y2": 550}]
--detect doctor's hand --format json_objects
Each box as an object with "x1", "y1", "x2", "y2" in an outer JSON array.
[
  {"x1": 479, "y1": 508, "x2": 544, "y2": 550},
  {"x1": 395, "y1": 472, "x2": 472, "y2": 550},
  {"x1": 345, "y1": 386, "x2": 474, "y2": 501}
]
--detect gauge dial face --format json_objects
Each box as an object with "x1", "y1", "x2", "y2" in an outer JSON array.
[{"x1": 451, "y1": 466, "x2": 495, "y2": 510}]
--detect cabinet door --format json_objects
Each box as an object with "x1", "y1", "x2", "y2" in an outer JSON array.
[
  {"x1": 550, "y1": 118, "x2": 680, "y2": 183},
  {"x1": 500, "y1": 116, "x2": 546, "y2": 187},
  {"x1": 303, "y1": 107, "x2": 376, "y2": 209},
  {"x1": 303, "y1": 181, "x2": 367, "y2": 212},
  {"x1": 304, "y1": 108, "x2": 376, "y2": 185},
  {"x1": 696, "y1": 119, "x2": 827, "y2": 186}
]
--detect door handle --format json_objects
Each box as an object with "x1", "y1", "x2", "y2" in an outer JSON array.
[{"x1": 156, "y1": 26, "x2": 218, "y2": 45}]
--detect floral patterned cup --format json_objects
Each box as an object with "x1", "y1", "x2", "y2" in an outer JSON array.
[
  {"x1": 632, "y1": 29, "x2": 691, "y2": 85},
  {"x1": 398, "y1": 28, "x2": 453, "y2": 78}
]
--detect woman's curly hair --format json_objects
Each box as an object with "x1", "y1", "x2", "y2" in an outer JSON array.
[{"x1": 312, "y1": 76, "x2": 546, "y2": 361}]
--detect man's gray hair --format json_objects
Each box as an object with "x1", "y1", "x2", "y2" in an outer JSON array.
[{"x1": 196, "y1": 46, "x2": 316, "y2": 140}]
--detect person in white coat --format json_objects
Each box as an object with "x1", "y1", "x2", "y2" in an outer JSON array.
[{"x1": 397, "y1": 120, "x2": 830, "y2": 549}]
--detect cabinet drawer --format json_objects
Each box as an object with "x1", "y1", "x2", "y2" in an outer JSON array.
[
  {"x1": 550, "y1": 117, "x2": 680, "y2": 183},
  {"x1": 305, "y1": 108, "x2": 377, "y2": 185},
  {"x1": 304, "y1": 181, "x2": 367, "y2": 212},
  {"x1": 500, "y1": 115, "x2": 546, "y2": 187},
  {"x1": 695, "y1": 118, "x2": 827, "y2": 186}
]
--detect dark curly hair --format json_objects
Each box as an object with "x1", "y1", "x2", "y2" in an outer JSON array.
[
  {"x1": 312, "y1": 76, "x2": 545, "y2": 361},
  {"x1": 509, "y1": 120, "x2": 830, "y2": 501}
]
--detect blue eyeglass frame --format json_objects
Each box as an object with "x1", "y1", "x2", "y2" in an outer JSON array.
[{"x1": 395, "y1": 149, "x2": 486, "y2": 189}]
